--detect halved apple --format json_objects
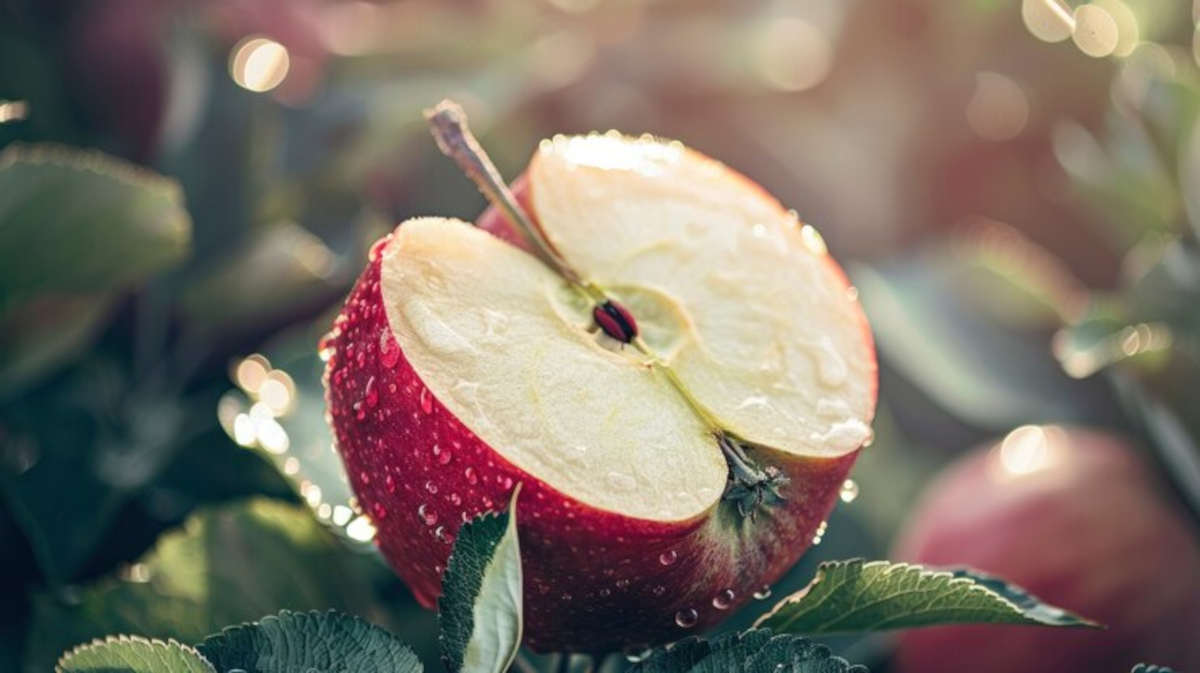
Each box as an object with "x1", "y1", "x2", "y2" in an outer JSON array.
[{"x1": 325, "y1": 130, "x2": 877, "y2": 652}]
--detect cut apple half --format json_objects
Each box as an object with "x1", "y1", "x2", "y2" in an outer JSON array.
[{"x1": 380, "y1": 132, "x2": 875, "y2": 523}]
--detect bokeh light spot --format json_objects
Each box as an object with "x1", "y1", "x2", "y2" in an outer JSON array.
[
  {"x1": 752, "y1": 18, "x2": 833, "y2": 93},
  {"x1": 1072, "y1": 5, "x2": 1120, "y2": 58},
  {"x1": 967, "y1": 72, "x2": 1030, "y2": 142},
  {"x1": 230, "y1": 37, "x2": 291, "y2": 93},
  {"x1": 1022, "y1": 0, "x2": 1075, "y2": 43}
]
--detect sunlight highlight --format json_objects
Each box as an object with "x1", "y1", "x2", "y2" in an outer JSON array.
[{"x1": 230, "y1": 37, "x2": 291, "y2": 93}]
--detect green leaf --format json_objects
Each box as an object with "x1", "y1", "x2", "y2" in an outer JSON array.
[
  {"x1": 197, "y1": 610, "x2": 422, "y2": 673},
  {"x1": 56, "y1": 636, "x2": 214, "y2": 673},
  {"x1": 627, "y1": 629, "x2": 865, "y2": 673},
  {"x1": 438, "y1": 487, "x2": 523, "y2": 673},
  {"x1": 179, "y1": 222, "x2": 346, "y2": 338},
  {"x1": 0, "y1": 293, "x2": 116, "y2": 398},
  {"x1": 1131, "y1": 665, "x2": 1177, "y2": 673},
  {"x1": 755, "y1": 560, "x2": 1098, "y2": 635},
  {"x1": 0, "y1": 143, "x2": 191, "y2": 301},
  {"x1": 25, "y1": 499, "x2": 402, "y2": 672}
]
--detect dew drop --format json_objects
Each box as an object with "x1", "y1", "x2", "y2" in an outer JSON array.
[
  {"x1": 425, "y1": 480, "x2": 439, "y2": 495},
  {"x1": 418, "y1": 504, "x2": 438, "y2": 526},
  {"x1": 368, "y1": 235, "x2": 391, "y2": 262},
  {"x1": 652, "y1": 585, "x2": 667, "y2": 597},
  {"x1": 845, "y1": 286, "x2": 860, "y2": 302},
  {"x1": 674, "y1": 609, "x2": 699, "y2": 629},
  {"x1": 449, "y1": 493, "x2": 462, "y2": 506},
  {"x1": 364, "y1": 376, "x2": 379, "y2": 408},
  {"x1": 379, "y1": 330, "x2": 400, "y2": 368},
  {"x1": 839, "y1": 478, "x2": 860, "y2": 503},
  {"x1": 385, "y1": 474, "x2": 397, "y2": 494},
  {"x1": 359, "y1": 471, "x2": 371, "y2": 485},
  {"x1": 811, "y1": 336, "x2": 848, "y2": 388},
  {"x1": 465, "y1": 467, "x2": 478, "y2": 485},
  {"x1": 606, "y1": 471, "x2": 638, "y2": 492},
  {"x1": 599, "y1": 588, "x2": 611, "y2": 598},
  {"x1": 419, "y1": 387, "x2": 434, "y2": 414},
  {"x1": 435, "y1": 525, "x2": 453, "y2": 544},
  {"x1": 500, "y1": 476, "x2": 514, "y2": 490},
  {"x1": 713, "y1": 589, "x2": 735, "y2": 610},
  {"x1": 623, "y1": 644, "x2": 652, "y2": 663},
  {"x1": 659, "y1": 550, "x2": 678, "y2": 566},
  {"x1": 371, "y1": 502, "x2": 388, "y2": 520},
  {"x1": 437, "y1": 447, "x2": 453, "y2": 465},
  {"x1": 754, "y1": 586, "x2": 772, "y2": 600}
]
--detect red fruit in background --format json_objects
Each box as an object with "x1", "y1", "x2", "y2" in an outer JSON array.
[
  {"x1": 892, "y1": 426, "x2": 1200, "y2": 672},
  {"x1": 324, "y1": 132, "x2": 877, "y2": 652}
]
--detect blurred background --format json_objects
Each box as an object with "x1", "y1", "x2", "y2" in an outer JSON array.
[{"x1": 1, "y1": 0, "x2": 1198, "y2": 670}]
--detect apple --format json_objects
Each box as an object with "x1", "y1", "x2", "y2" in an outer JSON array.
[
  {"x1": 323, "y1": 108, "x2": 877, "y2": 652},
  {"x1": 891, "y1": 426, "x2": 1200, "y2": 672}
]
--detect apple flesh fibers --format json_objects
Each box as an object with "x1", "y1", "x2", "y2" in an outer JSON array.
[{"x1": 324, "y1": 133, "x2": 877, "y2": 652}]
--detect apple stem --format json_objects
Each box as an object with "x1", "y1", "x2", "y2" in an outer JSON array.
[{"x1": 424, "y1": 100, "x2": 583, "y2": 286}]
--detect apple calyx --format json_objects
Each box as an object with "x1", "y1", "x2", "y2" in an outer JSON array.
[{"x1": 718, "y1": 433, "x2": 790, "y2": 519}]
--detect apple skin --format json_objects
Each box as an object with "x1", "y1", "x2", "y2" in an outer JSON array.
[
  {"x1": 325, "y1": 173, "x2": 873, "y2": 653},
  {"x1": 891, "y1": 428, "x2": 1200, "y2": 672}
]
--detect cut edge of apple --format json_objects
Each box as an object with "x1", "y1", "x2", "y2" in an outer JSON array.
[{"x1": 380, "y1": 132, "x2": 876, "y2": 524}]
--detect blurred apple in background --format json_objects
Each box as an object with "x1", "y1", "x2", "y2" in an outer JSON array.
[{"x1": 891, "y1": 426, "x2": 1200, "y2": 672}]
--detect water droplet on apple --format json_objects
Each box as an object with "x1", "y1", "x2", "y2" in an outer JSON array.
[
  {"x1": 435, "y1": 525, "x2": 453, "y2": 544},
  {"x1": 425, "y1": 480, "x2": 438, "y2": 494},
  {"x1": 606, "y1": 471, "x2": 638, "y2": 492},
  {"x1": 863, "y1": 427, "x2": 876, "y2": 448},
  {"x1": 437, "y1": 447, "x2": 453, "y2": 465},
  {"x1": 419, "y1": 387, "x2": 433, "y2": 414},
  {"x1": 465, "y1": 467, "x2": 478, "y2": 485},
  {"x1": 449, "y1": 493, "x2": 462, "y2": 506},
  {"x1": 713, "y1": 589, "x2": 735, "y2": 610},
  {"x1": 753, "y1": 586, "x2": 772, "y2": 600},
  {"x1": 418, "y1": 504, "x2": 438, "y2": 526},
  {"x1": 385, "y1": 474, "x2": 397, "y2": 494},
  {"x1": 845, "y1": 286, "x2": 860, "y2": 301},
  {"x1": 839, "y1": 478, "x2": 860, "y2": 503},
  {"x1": 500, "y1": 476, "x2": 514, "y2": 490},
  {"x1": 364, "y1": 376, "x2": 379, "y2": 408},
  {"x1": 368, "y1": 235, "x2": 391, "y2": 262},
  {"x1": 811, "y1": 336, "x2": 848, "y2": 388},
  {"x1": 615, "y1": 578, "x2": 630, "y2": 590},
  {"x1": 623, "y1": 644, "x2": 652, "y2": 663},
  {"x1": 751, "y1": 223, "x2": 767, "y2": 237},
  {"x1": 371, "y1": 502, "x2": 388, "y2": 520},
  {"x1": 659, "y1": 550, "x2": 678, "y2": 566},
  {"x1": 599, "y1": 588, "x2": 611, "y2": 597},
  {"x1": 379, "y1": 330, "x2": 400, "y2": 368},
  {"x1": 674, "y1": 608, "x2": 698, "y2": 628},
  {"x1": 481, "y1": 308, "x2": 510, "y2": 340},
  {"x1": 735, "y1": 396, "x2": 771, "y2": 411},
  {"x1": 359, "y1": 471, "x2": 371, "y2": 485},
  {"x1": 652, "y1": 585, "x2": 667, "y2": 597}
]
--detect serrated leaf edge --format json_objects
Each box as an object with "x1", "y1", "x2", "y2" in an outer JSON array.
[
  {"x1": 755, "y1": 559, "x2": 1099, "y2": 633},
  {"x1": 55, "y1": 634, "x2": 215, "y2": 673},
  {"x1": 0, "y1": 142, "x2": 186, "y2": 205}
]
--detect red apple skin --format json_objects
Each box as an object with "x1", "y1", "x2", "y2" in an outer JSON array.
[
  {"x1": 891, "y1": 428, "x2": 1200, "y2": 673},
  {"x1": 325, "y1": 174, "x2": 874, "y2": 653}
]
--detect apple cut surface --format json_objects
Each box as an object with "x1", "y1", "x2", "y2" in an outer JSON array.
[
  {"x1": 528, "y1": 134, "x2": 875, "y2": 458},
  {"x1": 380, "y1": 217, "x2": 726, "y2": 521}
]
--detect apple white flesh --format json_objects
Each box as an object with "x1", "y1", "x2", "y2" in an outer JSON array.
[{"x1": 325, "y1": 132, "x2": 877, "y2": 652}]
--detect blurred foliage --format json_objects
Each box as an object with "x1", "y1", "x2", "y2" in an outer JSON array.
[{"x1": 0, "y1": 0, "x2": 1198, "y2": 670}]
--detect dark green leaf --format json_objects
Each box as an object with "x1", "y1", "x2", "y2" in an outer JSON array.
[
  {"x1": 179, "y1": 222, "x2": 347, "y2": 338},
  {"x1": 56, "y1": 637, "x2": 214, "y2": 673},
  {"x1": 627, "y1": 629, "x2": 865, "y2": 673},
  {"x1": 438, "y1": 488, "x2": 522, "y2": 673},
  {"x1": 0, "y1": 359, "x2": 144, "y2": 584},
  {"x1": 25, "y1": 499, "x2": 400, "y2": 672},
  {"x1": 853, "y1": 259, "x2": 1092, "y2": 429},
  {"x1": 197, "y1": 610, "x2": 422, "y2": 673},
  {"x1": 0, "y1": 144, "x2": 190, "y2": 301},
  {"x1": 755, "y1": 560, "x2": 1097, "y2": 635},
  {"x1": 0, "y1": 293, "x2": 116, "y2": 398}
]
